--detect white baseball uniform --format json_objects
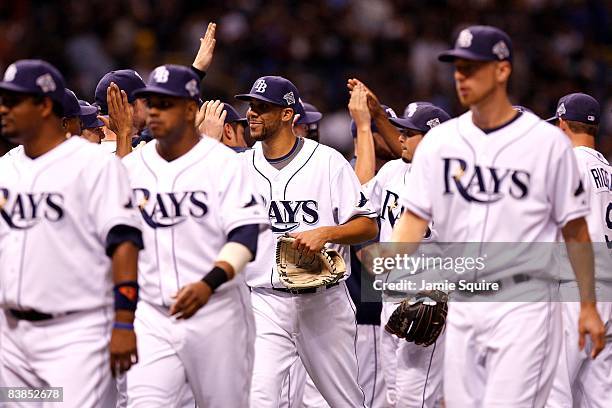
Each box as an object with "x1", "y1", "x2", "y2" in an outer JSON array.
[
  {"x1": 280, "y1": 323, "x2": 386, "y2": 408},
  {"x1": 0, "y1": 137, "x2": 141, "y2": 407},
  {"x1": 546, "y1": 146, "x2": 612, "y2": 408},
  {"x1": 400, "y1": 111, "x2": 589, "y2": 407},
  {"x1": 121, "y1": 137, "x2": 267, "y2": 408},
  {"x1": 365, "y1": 158, "x2": 444, "y2": 407},
  {"x1": 243, "y1": 137, "x2": 376, "y2": 407}
]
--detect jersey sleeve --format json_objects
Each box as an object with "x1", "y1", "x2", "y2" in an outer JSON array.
[
  {"x1": 330, "y1": 159, "x2": 377, "y2": 225},
  {"x1": 362, "y1": 167, "x2": 387, "y2": 216},
  {"x1": 398, "y1": 135, "x2": 435, "y2": 222},
  {"x1": 87, "y1": 154, "x2": 142, "y2": 244},
  {"x1": 549, "y1": 143, "x2": 590, "y2": 227},
  {"x1": 217, "y1": 153, "x2": 269, "y2": 234}
]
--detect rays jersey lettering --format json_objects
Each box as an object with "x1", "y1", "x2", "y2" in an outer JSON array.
[
  {"x1": 0, "y1": 188, "x2": 64, "y2": 229},
  {"x1": 268, "y1": 199, "x2": 319, "y2": 233},
  {"x1": 132, "y1": 188, "x2": 208, "y2": 228},
  {"x1": 381, "y1": 189, "x2": 402, "y2": 228},
  {"x1": 443, "y1": 157, "x2": 530, "y2": 203}
]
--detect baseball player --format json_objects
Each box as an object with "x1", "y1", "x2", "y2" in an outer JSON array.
[
  {"x1": 545, "y1": 93, "x2": 612, "y2": 408},
  {"x1": 220, "y1": 102, "x2": 249, "y2": 151},
  {"x1": 360, "y1": 95, "x2": 450, "y2": 407},
  {"x1": 122, "y1": 64, "x2": 268, "y2": 408},
  {"x1": 0, "y1": 59, "x2": 143, "y2": 407},
  {"x1": 78, "y1": 99, "x2": 105, "y2": 144},
  {"x1": 94, "y1": 70, "x2": 147, "y2": 156},
  {"x1": 391, "y1": 25, "x2": 606, "y2": 407},
  {"x1": 293, "y1": 102, "x2": 323, "y2": 141},
  {"x1": 235, "y1": 75, "x2": 378, "y2": 407},
  {"x1": 62, "y1": 88, "x2": 98, "y2": 136}
]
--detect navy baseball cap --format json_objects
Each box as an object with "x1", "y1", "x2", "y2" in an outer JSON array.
[
  {"x1": 79, "y1": 100, "x2": 104, "y2": 129},
  {"x1": 63, "y1": 88, "x2": 98, "y2": 118},
  {"x1": 94, "y1": 69, "x2": 145, "y2": 114},
  {"x1": 0, "y1": 59, "x2": 65, "y2": 103},
  {"x1": 403, "y1": 101, "x2": 432, "y2": 118},
  {"x1": 390, "y1": 103, "x2": 451, "y2": 133},
  {"x1": 235, "y1": 76, "x2": 306, "y2": 117},
  {"x1": 547, "y1": 93, "x2": 600, "y2": 125},
  {"x1": 298, "y1": 102, "x2": 323, "y2": 125},
  {"x1": 132, "y1": 65, "x2": 201, "y2": 102},
  {"x1": 350, "y1": 105, "x2": 397, "y2": 138},
  {"x1": 223, "y1": 103, "x2": 247, "y2": 125},
  {"x1": 438, "y1": 25, "x2": 513, "y2": 63}
]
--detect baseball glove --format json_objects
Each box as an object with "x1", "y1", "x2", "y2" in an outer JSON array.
[
  {"x1": 276, "y1": 235, "x2": 346, "y2": 290},
  {"x1": 385, "y1": 290, "x2": 448, "y2": 347}
]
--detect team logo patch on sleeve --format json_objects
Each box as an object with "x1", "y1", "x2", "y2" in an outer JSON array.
[
  {"x1": 356, "y1": 192, "x2": 369, "y2": 208},
  {"x1": 243, "y1": 195, "x2": 258, "y2": 208},
  {"x1": 573, "y1": 180, "x2": 585, "y2": 197}
]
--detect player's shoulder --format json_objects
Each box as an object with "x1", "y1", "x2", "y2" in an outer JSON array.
[
  {"x1": 302, "y1": 138, "x2": 350, "y2": 169},
  {"x1": 380, "y1": 158, "x2": 409, "y2": 174},
  {"x1": 573, "y1": 146, "x2": 611, "y2": 167},
  {"x1": 66, "y1": 136, "x2": 116, "y2": 164}
]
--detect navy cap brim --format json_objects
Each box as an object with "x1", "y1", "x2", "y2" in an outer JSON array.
[
  {"x1": 83, "y1": 118, "x2": 105, "y2": 129},
  {"x1": 79, "y1": 105, "x2": 99, "y2": 116},
  {"x1": 297, "y1": 111, "x2": 322, "y2": 125},
  {"x1": 235, "y1": 93, "x2": 285, "y2": 106},
  {"x1": 438, "y1": 49, "x2": 495, "y2": 62},
  {"x1": 132, "y1": 86, "x2": 196, "y2": 100},
  {"x1": 389, "y1": 117, "x2": 426, "y2": 132},
  {"x1": 0, "y1": 81, "x2": 37, "y2": 95}
]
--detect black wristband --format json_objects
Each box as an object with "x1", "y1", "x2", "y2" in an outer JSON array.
[
  {"x1": 190, "y1": 65, "x2": 206, "y2": 80},
  {"x1": 201, "y1": 266, "x2": 229, "y2": 292}
]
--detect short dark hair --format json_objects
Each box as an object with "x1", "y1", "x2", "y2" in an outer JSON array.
[
  {"x1": 566, "y1": 119, "x2": 598, "y2": 137},
  {"x1": 32, "y1": 95, "x2": 64, "y2": 118}
]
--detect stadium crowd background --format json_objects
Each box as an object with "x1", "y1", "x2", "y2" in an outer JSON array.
[{"x1": 0, "y1": 0, "x2": 610, "y2": 157}]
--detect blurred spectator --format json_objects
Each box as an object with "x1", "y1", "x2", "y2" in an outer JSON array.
[{"x1": 0, "y1": 0, "x2": 609, "y2": 156}]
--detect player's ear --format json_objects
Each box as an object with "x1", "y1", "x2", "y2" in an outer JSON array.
[
  {"x1": 186, "y1": 100, "x2": 198, "y2": 122},
  {"x1": 496, "y1": 61, "x2": 512, "y2": 83},
  {"x1": 281, "y1": 108, "x2": 294, "y2": 123},
  {"x1": 223, "y1": 123, "x2": 234, "y2": 141}
]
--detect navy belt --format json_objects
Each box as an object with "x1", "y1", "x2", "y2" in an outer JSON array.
[
  {"x1": 272, "y1": 282, "x2": 340, "y2": 295},
  {"x1": 8, "y1": 309, "x2": 74, "y2": 321}
]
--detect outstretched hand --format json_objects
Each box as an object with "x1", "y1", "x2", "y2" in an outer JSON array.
[
  {"x1": 348, "y1": 84, "x2": 371, "y2": 128},
  {"x1": 197, "y1": 100, "x2": 227, "y2": 140},
  {"x1": 347, "y1": 78, "x2": 384, "y2": 118},
  {"x1": 193, "y1": 22, "x2": 217, "y2": 72}
]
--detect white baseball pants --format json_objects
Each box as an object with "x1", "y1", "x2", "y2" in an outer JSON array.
[
  {"x1": 1, "y1": 307, "x2": 117, "y2": 408},
  {"x1": 126, "y1": 282, "x2": 254, "y2": 408},
  {"x1": 250, "y1": 283, "x2": 368, "y2": 407},
  {"x1": 546, "y1": 281, "x2": 612, "y2": 408}
]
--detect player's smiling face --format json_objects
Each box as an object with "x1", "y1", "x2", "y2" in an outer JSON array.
[
  {"x1": 246, "y1": 100, "x2": 289, "y2": 141},
  {"x1": 453, "y1": 59, "x2": 500, "y2": 107},
  {"x1": 145, "y1": 95, "x2": 197, "y2": 140},
  {"x1": 398, "y1": 128, "x2": 423, "y2": 162}
]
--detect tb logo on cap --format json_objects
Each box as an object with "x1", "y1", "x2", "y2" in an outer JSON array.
[
  {"x1": 457, "y1": 29, "x2": 473, "y2": 48},
  {"x1": 153, "y1": 66, "x2": 170, "y2": 84},
  {"x1": 406, "y1": 103, "x2": 418, "y2": 117},
  {"x1": 253, "y1": 79, "x2": 267, "y2": 94},
  {"x1": 4, "y1": 64, "x2": 17, "y2": 82}
]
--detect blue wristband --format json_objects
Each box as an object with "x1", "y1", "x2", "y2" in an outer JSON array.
[
  {"x1": 114, "y1": 281, "x2": 139, "y2": 311},
  {"x1": 113, "y1": 322, "x2": 134, "y2": 330}
]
